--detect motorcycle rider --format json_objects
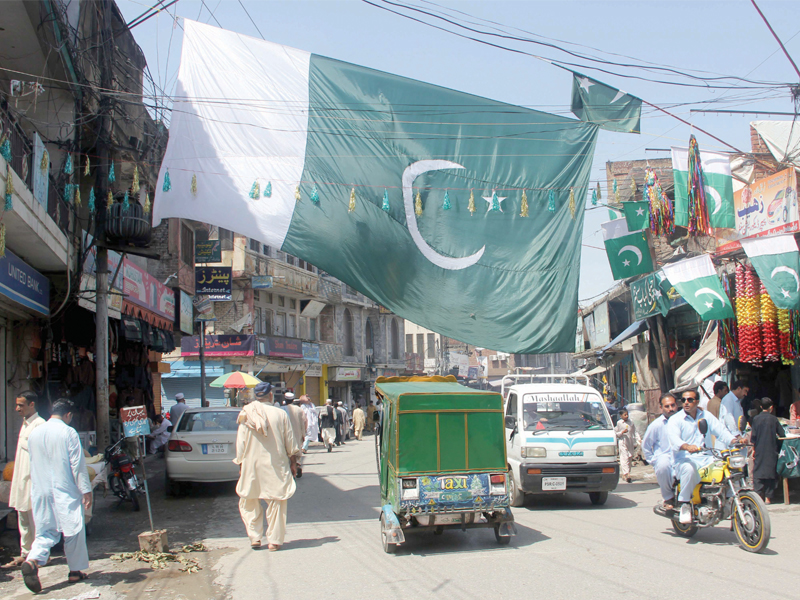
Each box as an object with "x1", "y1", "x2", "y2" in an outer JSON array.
[
  {"x1": 667, "y1": 389, "x2": 743, "y2": 524},
  {"x1": 642, "y1": 392, "x2": 678, "y2": 509}
]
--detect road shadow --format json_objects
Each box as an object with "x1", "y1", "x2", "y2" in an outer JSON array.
[
  {"x1": 396, "y1": 522, "x2": 549, "y2": 556},
  {"x1": 521, "y1": 492, "x2": 638, "y2": 510},
  {"x1": 660, "y1": 525, "x2": 779, "y2": 554},
  {"x1": 285, "y1": 536, "x2": 340, "y2": 549}
]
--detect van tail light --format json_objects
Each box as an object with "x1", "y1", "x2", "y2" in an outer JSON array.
[
  {"x1": 490, "y1": 474, "x2": 506, "y2": 484},
  {"x1": 168, "y1": 440, "x2": 193, "y2": 453}
]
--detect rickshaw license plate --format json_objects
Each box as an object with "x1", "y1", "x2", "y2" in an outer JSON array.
[
  {"x1": 542, "y1": 477, "x2": 567, "y2": 491},
  {"x1": 434, "y1": 514, "x2": 464, "y2": 525},
  {"x1": 202, "y1": 444, "x2": 227, "y2": 454}
]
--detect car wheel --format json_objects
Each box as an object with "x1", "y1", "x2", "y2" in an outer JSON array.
[
  {"x1": 165, "y1": 470, "x2": 181, "y2": 497},
  {"x1": 589, "y1": 492, "x2": 608, "y2": 506}
]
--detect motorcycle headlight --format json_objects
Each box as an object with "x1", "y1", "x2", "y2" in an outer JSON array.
[
  {"x1": 596, "y1": 445, "x2": 617, "y2": 457},
  {"x1": 729, "y1": 455, "x2": 747, "y2": 469},
  {"x1": 522, "y1": 447, "x2": 546, "y2": 458}
]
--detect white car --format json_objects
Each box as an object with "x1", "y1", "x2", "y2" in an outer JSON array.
[{"x1": 165, "y1": 407, "x2": 241, "y2": 495}]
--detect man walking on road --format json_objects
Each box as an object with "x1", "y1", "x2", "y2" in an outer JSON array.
[
  {"x1": 281, "y1": 392, "x2": 307, "y2": 478},
  {"x1": 336, "y1": 401, "x2": 348, "y2": 444},
  {"x1": 3, "y1": 392, "x2": 45, "y2": 570},
  {"x1": 353, "y1": 404, "x2": 366, "y2": 440},
  {"x1": 319, "y1": 399, "x2": 338, "y2": 452},
  {"x1": 234, "y1": 382, "x2": 299, "y2": 551},
  {"x1": 642, "y1": 393, "x2": 678, "y2": 509},
  {"x1": 614, "y1": 408, "x2": 641, "y2": 483},
  {"x1": 298, "y1": 395, "x2": 319, "y2": 454},
  {"x1": 169, "y1": 393, "x2": 188, "y2": 427},
  {"x1": 21, "y1": 399, "x2": 92, "y2": 593},
  {"x1": 750, "y1": 397, "x2": 785, "y2": 504}
]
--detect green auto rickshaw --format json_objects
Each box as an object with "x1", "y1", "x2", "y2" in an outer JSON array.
[{"x1": 374, "y1": 375, "x2": 515, "y2": 553}]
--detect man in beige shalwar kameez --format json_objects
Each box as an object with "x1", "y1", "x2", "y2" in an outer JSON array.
[{"x1": 234, "y1": 382, "x2": 299, "y2": 551}]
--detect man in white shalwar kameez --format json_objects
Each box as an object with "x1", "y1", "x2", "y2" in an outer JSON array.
[
  {"x1": 298, "y1": 395, "x2": 319, "y2": 453},
  {"x1": 615, "y1": 408, "x2": 641, "y2": 483},
  {"x1": 22, "y1": 399, "x2": 92, "y2": 593},
  {"x1": 235, "y1": 382, "x2": 299, "y2": 551},
  {"x1": 3, "y1": 391, "x2": 45, "y2": 569}
]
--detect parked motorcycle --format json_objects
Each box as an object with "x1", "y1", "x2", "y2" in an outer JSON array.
[
  {"x1": 653, "y1": 422, "x2": 769, "y2": 553},
  {"x1": 104, "y1": 438, "x2": 143, "y2": 511}
]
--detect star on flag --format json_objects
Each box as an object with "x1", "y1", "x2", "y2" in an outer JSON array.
[
  {"x1": 483, "y1": 192, "x2": 507, "y2": 213},
  {"x1": 781, "y1": 288, "x2": 792, "y2": 298},
  {"x1": 578, "y1": 77, "x2": 594, "y2": 93},
  {"x1": 635, "y1": 207, "x2": 645, "y2": 216}
]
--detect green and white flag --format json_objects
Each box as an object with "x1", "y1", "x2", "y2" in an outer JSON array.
[
  {"x1": 661, "y1": 255, "x2": 733, "y2": 321},
  {"x1": 153, "y1": 21, "x2": 600, "y2": 354},
  {"x1": 621, "y1": 201, "x2": 650, "y2": 231},
  {"x1": 671, "y1": 146, "x2": 734, "y2": 229},
  {"x1": 602, "y1": 219, "x2": 653, "y2": 280},
  {"x1": 571, "y1": 72, "x2": 642, "y2": 134},
  {"x1": 740, "y1": 234, "x2": 800, "y2": 309}
]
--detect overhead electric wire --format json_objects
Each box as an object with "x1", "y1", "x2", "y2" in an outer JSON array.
[
  {"x1": 237, "y1": 0, "x2": 265, "y2": 40},
  {"x1": 750, "y1": 0, "x2": 800, "y2": 81},
  {"x1": 127, "y1": 0, "x2": 180, "y2": 29}
]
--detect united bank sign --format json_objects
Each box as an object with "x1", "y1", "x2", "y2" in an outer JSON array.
[{"x1": 0, "y1": 250, "x2": 50, "y2": 316}]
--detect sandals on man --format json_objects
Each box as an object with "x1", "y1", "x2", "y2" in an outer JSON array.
[
  {"x1": 267, "y1": 544, "x2": 281, "y2": 552},
  {"x1": 21, "y1": 560, "x2": 42, "y2": 593},
  {"x1": 68, "y1": 571, "x2": 89, "y2": 583},
  {"x1": 1, "y1": 556, "x2": 25, "y2": 569}
]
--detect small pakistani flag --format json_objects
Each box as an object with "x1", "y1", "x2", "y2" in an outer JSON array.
[
  {"x1": 671, "y1": 146, "x2": 734, "y2": 229},
  {"x1": 661, "y1": 254, "x2": 733, "y2": 321},
  {"x1": 602, "y1": 219, "x2": 653, "y2": 280},
  {"x1": 621, "y1": 201, "x2": 650, "y2": 231},
  {"x1": 740, "y1": 234, "x2": 800, "y2": 309},
  {"x1": 571, "y1": 71, "x2": 642, "y2": 134}
]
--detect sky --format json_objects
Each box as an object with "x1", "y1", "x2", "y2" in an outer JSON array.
[{"x1": 117, "y1": 0, "x2": 800, "y2": 304}]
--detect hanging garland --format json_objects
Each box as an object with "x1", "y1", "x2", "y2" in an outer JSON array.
[
  {"x1": 0, "y1": 223, "x2": 5, "y2": 257},
  {"x1": 686, "y1": 135, "x2": 712, "y2": 236},
  {"x1": 520, "y1": 190, "x2": 528, "y2": 217},
  {"x1": 760, "y1": 279, "x2": 780, "y2": 362},
  {"x1": 644, "y1": 167, "x2": 674, "y2": 236},
  {"x1": 4, "y1": 163, "x2": 14, "y2": 210},
  {"x1": 717, "y1": 272, "x2": 738, "y2": 360},
  {"x1": 0, "y1": 135, "x2": 11, "y2": 163},
  {"x1": 736, "y1": 264, "x2": 762, "y2": 366},
  {"x1": 778, "y1": 308, "x2": 794, "y2": 365}
]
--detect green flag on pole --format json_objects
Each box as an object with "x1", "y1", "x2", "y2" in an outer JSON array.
[
  {"x1": 621, "y1": 201, "x2": 650, "y2": 231},
  {"x1": 602, "y1": 219, "x2": 653, "y2": 280},
  {"x1": 661, "y1": 255, "x2": 733, "y2": 321},
  {"x1": 740, "y1": 234, "x2": 800, "y2": 309},
  {"x1": 571, "y1": 72, "x2": 642, "y2": 134},
  {"x1": 671, "y1": 146, "x2": 735, "y2": 229}
]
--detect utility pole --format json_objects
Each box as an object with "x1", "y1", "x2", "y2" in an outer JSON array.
[{"x1": 199, "y1": 323, "x2": 208, "y2": 407}]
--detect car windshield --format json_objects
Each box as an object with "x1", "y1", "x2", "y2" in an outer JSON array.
[
  {"x1": 522, "y1": 394, "x2": 611, "y2": 432},
  {"x1": 177, "y1": 411, "x2": 240, "y2": 432}
]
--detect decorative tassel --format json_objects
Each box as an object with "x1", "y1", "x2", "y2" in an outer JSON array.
[
  {"x1": 64, "y1": 154, "x2": 73, "y2": 175},
  {"x1": 520, "y1": 190, "x2": 529, "y2": 217},
  {"x1": 613, "y1": 178, "x2": 619, "y2": 203},
  {"x1": 144, "y1": 191, "x2": 151, "y2": 214},
  {"x1": 596, "y1": 181, "x2": 601, "y2": 201},
  {"x1": 348, "y1": 188, "x2": 356, "y2": 213},
  {"x1": 414, "y1": 190, "x2": 423, "y2": 216},
  {"x1": 264, "y1": 181, "x2": 272, "y2": 198},
  {"x1": 686, "y1": 134, "x2": 712, "y2": 236},
  {"x1": 88, "y1": 188, "x2": 96, "y2": 213},
  {"x1": 468, "y1": 189, "x2": 476, "y2": 215},
  {"x1": 84, "y1": 156, "x2": 90, "y2": 176},
  {"x1": 249, "y1": 181, "x2": 260, "y2": 199},
  {"x1": 4, "y1": 164, "x2": 14, "y2": 210},
  {"x1": 162, "y1": 169, "x2": 171, "y2": 192},
  {"x1": 442, "y1": 190, "x2": 451, "y2": 210},
  {"x1": 191, "y1": 174, "x2": 197, "y2": 196},
  {"x1": 569, "y1": 187, "x2": 576, "y2": 219},
  {"x1": 40, "y1": 150, "x2": 49, "y2": 174},
  {"x1": 122, "y1": 190, "x2": 130, "y2": 212},
  {"x1": 547, "y1": 189, "x2": 556, "y2": 213},
  {"x1": 74, "y1": 186, "x2": 81, "y2": 207},
  {"x1": 310, "y1": 185, "x2": 320, "y2": 204},
  {"x1": 107, "y1": 190, "x2": 114, "y2": 209},
  {"x1": 591, "y1": 188, "x2": 598, "y2": 206},
  {"x1": 629, "y1": 173, "x2": 636, "y2": 199},
  {"x1": 108, "y1": 161, "x2": 115, "y2": 183},
  {"x1": 0, "y1": 223, "x2": 5, "y2": 257},
  {"x1": 63, "y1": 184, "x2": 72, "y2": 204},
  {"x1": 644, "y1": 166, "x2": 674, "y2": 235},
  {"x1": 381, "y1": 189, "x2": 390, "y2": 212},
  {"x1": 490, "y1": 191, "x2": 501, "y2": 212},
  {"x1": 0, "y1": 136, "x2": 11, "y2": 163},
  {"x1": 132, "y1": 165, "x2": 140, "y2": 194},
  {"x1": 294, "y1": 185, "x2": 301, "y2": 202}
]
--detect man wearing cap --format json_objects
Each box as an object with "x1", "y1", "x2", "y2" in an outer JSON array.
[
  {"x1": 234, "y1": 382, "x2": 299, "y2": 551},
  {"x1": 170, "y1": 393, "x2": 188, "y2": 427},
  {"x1": 319, "y1": 399, "x2": 338, "y2": 452},
  {"x1": 281, "y1": 392, "x2": 307, "y2": 478},
  {"x1": 336, "y1": 401, "x2": 348, "y2": 445}
]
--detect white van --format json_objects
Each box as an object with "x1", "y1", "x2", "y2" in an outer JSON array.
[{"x1": 501, "y1": 374, "x2": 619, "y2": 506}]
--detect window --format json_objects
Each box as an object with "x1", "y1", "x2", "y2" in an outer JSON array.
[
  {"x1": 278, "y1": 296, "x2": 285, "y2": 307},
  {"x1": 177, "y1": 411, "x2": 239, "y2": 432},
  {"x1": 427, "y1": 333, "x2": 435, "y2": 359},
  {"x1": 249, "y1": 238, "x2": 261, "y2": 252},
  {"x1": 181, "y1": 223, "x2": 194, "y2": 265},
  {"x1": 265, "y1": 292, "x2": 273, "y2": 304},
  {"x1": 285, "y1": 254, "x2": 295, "y2": 266},
  {"x1": 262, "y1": 245, "x2": 271, "y2": 256},
  {"x1": 506, "y1": 393, "x2": 518, "y2": 421},
  {"x1": 288, "y1": 315, "x2": 296, "y2": 338},
  {"x1": 345, "y1": 284, "x2": 358, "y2": 296},
  {"x1": 290, "y1": 299, "x2": 296, "y2": 310},
  {"x1": 253, "y1": 291, "x2": 260, "y2": 302},
  {"x1": 309, "y1": 318, "x2": 316, "y2": 341},
  {"x1": 195, "y1": 228, "x2": 209, "y2": 243},
  {"x1": 306, "y1": 262, "x2": 314, "y2": 272},
  {"x1": 219, "y1": 228, "x2": 233, "y2": 251},
  {"x1": 263, "y1": 309, "x2": 272, "y2": 334},
  {"x1": 391, "y1": 319, "x2": 400, "y2": 359},
  {"x1": 275, "y1": 313, "x2": 286, "y2": 336},
  {"x1": 254, "y1": 307, "x2": 262, "y2": 334},
  {"x1": 365, "y1": 319, "x2": 374, "y2": 352},
  {"x1": 343, "y1": 308, "x2": 355, "y2": 356},
  {"x1": 298, "y1": 260, "x2": 306, "y2": 270},
  {"x1": 406, "y1": 334, "x2": 414, "y2": 354},
  {"x1": 416, "y1": 333, "x2": 424, "y2": 355}
]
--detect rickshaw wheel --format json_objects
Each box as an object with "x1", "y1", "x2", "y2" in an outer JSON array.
[
  {"x1": 380, "y1": 513, "x2": 397, "y2": 554},
  {"x1": 494, "y1": 525, "x2": 510, "y2": 545}
]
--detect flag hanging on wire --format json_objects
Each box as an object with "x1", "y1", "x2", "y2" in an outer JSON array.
[{"x1": 570, "y1": 72, "x2": 642, "y2": 134}]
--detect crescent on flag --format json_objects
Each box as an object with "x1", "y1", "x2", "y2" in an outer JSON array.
[
  {"x1": 704, "y1": 185, "x2": 722, "y2": 215},
  {"x1": 402, "y1": 160, "x2": 485, "y2": 270},
  {"x1": 618, "y1": 245, "x2": 643, "y2": 265},
  {"x1": 771, "y1": 265, "x2": 800, "y2": 292},
  {"x1": 694, "y1": 287, "x2": 727, "y2": 306}
]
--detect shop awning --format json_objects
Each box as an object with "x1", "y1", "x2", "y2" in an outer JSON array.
[
  {"x1": 671, "y1": 328, "x2": 725, "y2": 394},
  {"x1": 601, "y1": 320, "x2": 647, "y2": 353},
  {"x1": 582, "y1": 353, "x2": 628, "y2": 376}
]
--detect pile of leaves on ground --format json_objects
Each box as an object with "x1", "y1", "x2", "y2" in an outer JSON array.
[{"x1": 110, "y1": 542, "x2": 206, "y2": 573}]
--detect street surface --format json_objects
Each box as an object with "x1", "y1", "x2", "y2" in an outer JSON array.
[{"x1": 2, "y1": 436, "x2": 799, "y2": 600}]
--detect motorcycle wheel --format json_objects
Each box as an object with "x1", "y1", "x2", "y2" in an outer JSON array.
[
  {"x1": 128, "y1": 487, "x2": 141, "y2": 512},
  {"x1": 733, "y1": 491, "x2": 770, "y2": 553},
  {"x1": 108, "y1": 474, "x2": 126, "y2": 499},
  {"x1": 671, "y1": 520, "x2": 698, "y2": 538}
]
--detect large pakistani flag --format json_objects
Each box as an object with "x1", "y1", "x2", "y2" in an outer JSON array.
[
  {"x1": 671, "y1": 146, "x2": 735, "y2": 229},
  {"x1": 571, "y1": 72, "x2": 642, "y2": 134},
  {"x1": 153, "y1": 21, "x2": 599, "y2": 353},
  {"x1": 740, "y1": 234, "x2": 800, "y2": 309},
  {"x1": 602, "y1": 219, "x2": 653, "y2": 280},
  {"x1": 661, "y1": 254, "x2": 734, "y2": 321}
]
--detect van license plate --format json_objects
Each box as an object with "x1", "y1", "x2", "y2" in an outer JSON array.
[
  {"x1": 542, "y1": 477, "x2": 566, "y2": 491},
  {"x1": 202, "y1": 444, "x2": 227, "y2": 455}
]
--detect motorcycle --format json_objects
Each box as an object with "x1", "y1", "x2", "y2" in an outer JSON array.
[
  {"x1": 653, "y1": 421, "x2": 770, "y2": 553},
  {"x1": 104, "y1": 437, "x2": 143, "y2": 511}
]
